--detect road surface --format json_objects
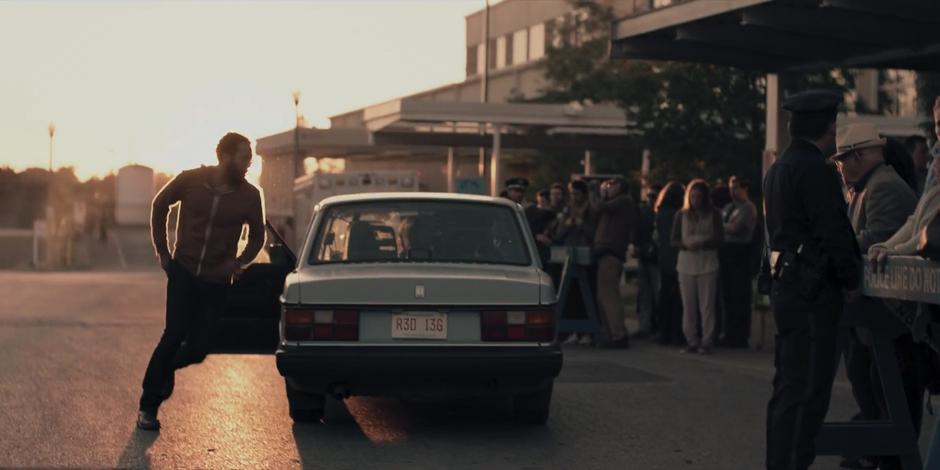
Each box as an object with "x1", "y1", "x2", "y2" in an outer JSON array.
[{"x1": 0, "y1": 271, "x2": 932, "y2": 469}]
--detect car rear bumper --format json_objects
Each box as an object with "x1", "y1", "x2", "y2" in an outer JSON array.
[{"x1": 276, "y1": 345, "x2": 563, "y2": 397}]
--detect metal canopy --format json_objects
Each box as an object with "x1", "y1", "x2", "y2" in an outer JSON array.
[
  {"x1": 610, "y1": 0, "x2": 940, "y2": 72},
  {"x1": 363, "y1": 99, "x2": 628, "y2": 132},
  {"x1": 256, "y1": 127, "x2": 372, "y2": 157},
  {"x1": 256, "y1": 99, "x2": 631, "y2": 157}
]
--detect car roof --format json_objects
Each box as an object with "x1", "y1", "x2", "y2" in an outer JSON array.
[{"x1": 317, "y1": 192, "x2": 519, "y2": 209}]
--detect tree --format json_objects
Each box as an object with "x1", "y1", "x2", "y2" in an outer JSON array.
[{"x1": 529, "y1": 1, "x2": 854, "y2": 194}]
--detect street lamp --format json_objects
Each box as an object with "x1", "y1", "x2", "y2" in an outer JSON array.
[
  {"x1": 292, "y1": 89, "x2": 302, "y2": 126},
  {"x1": 48, "y1": 122, "x2": 56, "y2": 172},
  {"x1": 292, "y1": 89, "x2": 304, "y2": 176}
]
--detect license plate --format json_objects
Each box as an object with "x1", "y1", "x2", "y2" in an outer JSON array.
[{"x1": 391, "y1": 312, "x2": 447, "y2": 339}]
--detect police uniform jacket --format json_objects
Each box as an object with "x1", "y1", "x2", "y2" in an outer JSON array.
[{"x1": 763, "y1": 138, "x2": 860, "y2": 293}]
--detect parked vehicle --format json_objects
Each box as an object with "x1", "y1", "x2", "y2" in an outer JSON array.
[{"x1": 214, "y1": 193, "x2": 562, "y2": 425}]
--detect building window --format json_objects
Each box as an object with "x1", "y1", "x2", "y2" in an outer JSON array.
[
  {"x1": 529, "y1": 23, "x2": 545, "y2": 60},
  {"x1": 477, "y1": 44, "x2": 486, "y2": 75},
  {"x1": 505, "y1": 34, "x2": 514, "y2": 66},
  {"x1": 512, "y1": 29, "x2": 527, "y2": 65},
  {"x1": 488, "y1": 38, "x2": 497, "y2": 70},
  {"x1": 496, "y1": 35, "x2": 507, "y2": 69},
  {"x1": 466, "y1": 44, "x2": 478, "y2": 76}
]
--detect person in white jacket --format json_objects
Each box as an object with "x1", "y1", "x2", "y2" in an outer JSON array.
[{"x1": 870, "y1": 96, "x2": 940, "y2": 268}]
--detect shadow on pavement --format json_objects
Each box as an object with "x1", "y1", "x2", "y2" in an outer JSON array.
[
  {"x1": 292, "y1": 395, "x2": 556, "y2": 467},
  {"x1": 116, "y1": 428, "x2": 159, "y2": 469}
]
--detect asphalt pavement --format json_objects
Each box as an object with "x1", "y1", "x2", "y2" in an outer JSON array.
[{"x1": 0, "y1": 270, "x2": 936, "y2": 469}]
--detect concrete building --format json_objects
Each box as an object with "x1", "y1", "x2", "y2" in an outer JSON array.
[
  {"x1": 328, "y1": 0, "x2": 649, "y2": 115},
  {"x1": 259, "y1": 0, "x2": 932, "y2": 230},
  {"x1": 258, "y1": 0, "x2": 650, "y2": 231}
]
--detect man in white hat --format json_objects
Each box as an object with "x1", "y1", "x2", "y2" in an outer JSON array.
[
  {"x1": 832, "y1": 122, "x2": 916, "y2": 252},
  {"x1": 831, "y1": 122, "x2": 921, "y2": 470}
]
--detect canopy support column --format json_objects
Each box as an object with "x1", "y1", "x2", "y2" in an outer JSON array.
[
  {"x1": 446, "y1": 147, "x2": 455, "y2": 193},
  {"x1": 490, "y1": 126, "x2": 502, "y2": 197},
  {"x1": 764, "y1": 73, "x2": 790, "y2": 177}
]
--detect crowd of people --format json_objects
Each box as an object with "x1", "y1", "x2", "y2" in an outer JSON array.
[
  {"x1": 497, "y1": 93, "x2": 940, "y2": 469},
  {"x1": 500, "y1": 170, "x2": 760, "y2": 353}
]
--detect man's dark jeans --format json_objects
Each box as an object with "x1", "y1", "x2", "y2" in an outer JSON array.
[{"x1": 139, "y1": 260, "x2": 228, "y2": 414}]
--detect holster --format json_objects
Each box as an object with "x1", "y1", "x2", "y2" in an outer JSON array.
[{"x1": 769, "y1": 246, "x2": 828, "y2": 302}]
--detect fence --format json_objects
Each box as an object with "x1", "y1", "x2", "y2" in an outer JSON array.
[{"x1": 816, "y1": 256, "x2": 940, "y2": 470}]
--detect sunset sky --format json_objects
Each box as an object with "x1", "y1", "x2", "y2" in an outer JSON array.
[{"x1": 0, "y1": 1, "x2": 481, "y2": 180}]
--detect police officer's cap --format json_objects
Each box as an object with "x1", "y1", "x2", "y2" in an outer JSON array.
[
  {"x1": 505, "y1": 177, "x2": 529, "y2": 190},
  {"x1": 781, "y1": 89, "x2": 843, "y2": 116}
]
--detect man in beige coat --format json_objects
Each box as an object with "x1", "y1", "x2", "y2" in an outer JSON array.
[
  {"x1": 832, "y1": 122, "x2": 921, "y2": 470},
  {"x1": 835, "y1": 123, "x2": 917, "y2": 253},
  {"x1": 592, "y1": 178, "x2": 637, "y2": 348}
]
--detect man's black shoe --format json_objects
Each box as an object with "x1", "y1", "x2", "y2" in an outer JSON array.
[
  {"x1": 600, "y1": 337, "x2": 630, "y2": 349},
  {"x1": 161, "y1": 373, "x2": 175, "y2": 400},
  {"x1": 137, "y1": 410, "x2": 160, "y2": 431}
]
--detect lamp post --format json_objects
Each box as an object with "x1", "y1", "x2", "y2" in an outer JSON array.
[
  {"x1": 44, "y1": 121, "x2": 57, "y2": 268},
  {"x1": 48, "y1": 122, "x2": 56, "y2": 172},
  {"x1": 292, "y1": 89, "x2": 304, "y2": 177}
]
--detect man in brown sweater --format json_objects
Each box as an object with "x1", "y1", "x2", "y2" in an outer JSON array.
[
  {"x1": 137, "y1": 132, "x2": 265, "y2": 431},
  {"x1": 593, "y1": 178, "x2": 637, "y2": 348}
]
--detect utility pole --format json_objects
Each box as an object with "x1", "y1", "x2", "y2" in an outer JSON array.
[
  {"x1": 481, "y1": 0, "x2": 490, "y2": 105},
  {"x1": 479, "y1": 0, "x2": 491, "y2": 188},
  {"x1": 48, "y1": 122, "x2": 56, "y2": 172},
  {"x1": 292, "y1": 89, "x2": 304, "y2": 177}
]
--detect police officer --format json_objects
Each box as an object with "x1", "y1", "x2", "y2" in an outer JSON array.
[
  {"x1": 763, "y1": 90, "x2": 862, "y2": 470},
  {"x1": 506, "y1": 177, "x2": 555, "y2": 264}
]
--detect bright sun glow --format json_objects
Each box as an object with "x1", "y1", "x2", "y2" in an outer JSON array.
[{"x1": 0, "y1": 1, "x2": 479, "y2": 180}]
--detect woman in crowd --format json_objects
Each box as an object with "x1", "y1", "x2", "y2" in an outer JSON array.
[
  {"x1": 653, "y1": 181, "x2": 685, "y2": 345},
  {"x1": 554, "y1": 180, "x2": 597, "y2": 346},
  {"x1": 883, "y1": 137, "x2": 919, "y2": 193},
  {"x1": 870, "y1": 97, "x2": 940, "y2": 263},
  {"x1": 672, "y1": 179, "x2": 724, "y2": 354}
]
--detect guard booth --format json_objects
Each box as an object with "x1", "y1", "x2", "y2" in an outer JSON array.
[
  {"x1": 608, "y1": 1, "x2": 940, "y2": 468},
  {"x1": 292, "y1": 171, "x2": 418, "y2": 251}
]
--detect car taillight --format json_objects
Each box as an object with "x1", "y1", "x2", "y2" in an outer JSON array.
[
  {"x1": 481, "y1": 308, "x2": 555, "y2": 342},
  {"x1": 284, "y1": 307, "x2": 359, "y2": 341}
]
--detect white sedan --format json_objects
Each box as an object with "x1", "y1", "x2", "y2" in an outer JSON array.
[{"x1": 274, "y1": 193, "x2": 562, "y2": 424}]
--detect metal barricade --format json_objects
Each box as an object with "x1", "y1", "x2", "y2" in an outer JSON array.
[
  {"x1": 815, "y1": 256, "x2": 940, "y2": 470},
  {"x1": 549, "y1": 246, "x2": 607, "y2": 342}
]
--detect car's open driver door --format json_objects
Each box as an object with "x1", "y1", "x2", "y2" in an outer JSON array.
[{"x1": 211, "y1": 221, "x2": 296, "y2": 354}]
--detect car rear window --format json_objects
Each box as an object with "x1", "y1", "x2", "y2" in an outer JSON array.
[{"x1": 309, "y1": 200, "x2": 531, "y2": 266}]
